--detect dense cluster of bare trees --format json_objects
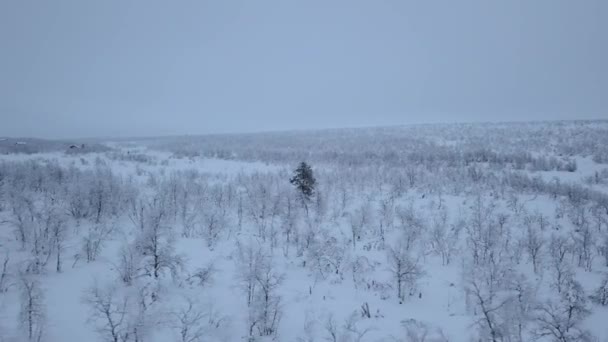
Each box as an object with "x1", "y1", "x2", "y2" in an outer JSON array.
[{"x1": 1, "y1": 120, "x2": 608, "y2": 341}]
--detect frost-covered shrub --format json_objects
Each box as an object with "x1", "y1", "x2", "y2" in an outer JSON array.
[{"x1": 591, "y1": 275, "x2": 608, "y2": 306}]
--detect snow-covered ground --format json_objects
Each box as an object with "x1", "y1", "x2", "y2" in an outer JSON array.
[{"x1": 1, "y1": 121, "x2": 608, "y2": 342}]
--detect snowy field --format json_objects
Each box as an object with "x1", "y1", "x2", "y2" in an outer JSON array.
[{"x1": 1, "y1": 120, "x2": 608, "y2": 342}]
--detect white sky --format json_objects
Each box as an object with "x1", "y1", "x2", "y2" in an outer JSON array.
[{"x1": 0, "y1": 0, "x2": 606, "y2": 138}]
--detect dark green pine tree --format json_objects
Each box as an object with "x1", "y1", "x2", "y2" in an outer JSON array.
[{"x1": 290, "y1": 162, "x2": 316, "y2": 207}]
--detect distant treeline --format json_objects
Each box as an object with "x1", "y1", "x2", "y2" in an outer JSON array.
[
  {"x1": 0, "y1": 138, "x2": 111, "y2": 155},
  {"x1": 142, "y1": 121, "x2": 608, "y2": 169}
]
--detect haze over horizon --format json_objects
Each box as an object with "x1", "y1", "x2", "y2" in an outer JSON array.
[{"x1": 1, "y1": 0, "x2": 606, "y2": 139}]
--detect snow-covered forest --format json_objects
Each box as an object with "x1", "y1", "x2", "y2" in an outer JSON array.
[{"x1": 1, "y1": 120, "x2": 608, "y2": 342}]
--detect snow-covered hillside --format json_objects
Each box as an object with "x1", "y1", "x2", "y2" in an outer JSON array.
[{"x1": 1, "y1": 121, "x2": 608, "y2": 342}]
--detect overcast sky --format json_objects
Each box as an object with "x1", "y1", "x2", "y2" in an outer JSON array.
[{"x1": 0, "y1": 0, "x2": 606, "y2": 139}]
